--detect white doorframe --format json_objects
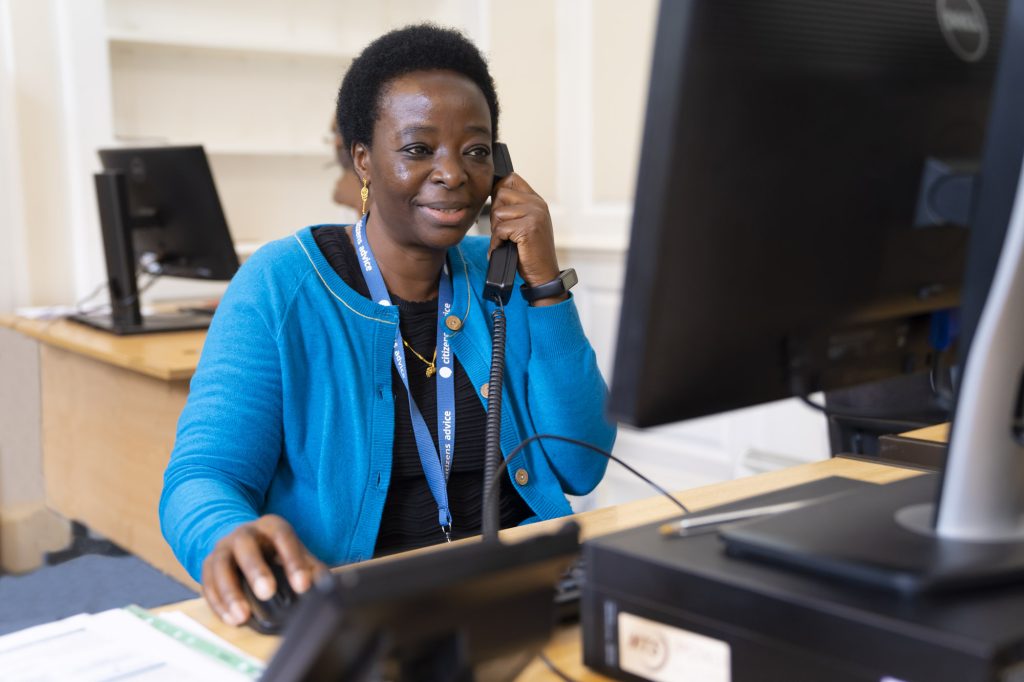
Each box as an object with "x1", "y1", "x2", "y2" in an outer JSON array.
[
  {"x1": 54, "y1": 0, "x2": 114, "y2": 300},
  {"x1": 0, "y1": 0, "x2": 30, "y2": 312}
]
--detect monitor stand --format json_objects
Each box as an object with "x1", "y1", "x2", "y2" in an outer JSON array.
[
  {"x1": 729, "y1": 119, "x2": 1024, "y2": 593},
  {"x1": 721, "y1": 474, "x2": 1024, "y2": 593},
  {"x1": 69, "y1": 310, "x2": 213, "y2": 335}
]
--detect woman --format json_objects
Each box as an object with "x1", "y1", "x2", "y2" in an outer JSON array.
[{"x1": 159, "y1": 24, "x2": 616, "y2": 627}]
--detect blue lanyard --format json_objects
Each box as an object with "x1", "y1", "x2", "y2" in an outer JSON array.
[{"x1": 353, "y1": 215, "x2": 457, "y2": 539}]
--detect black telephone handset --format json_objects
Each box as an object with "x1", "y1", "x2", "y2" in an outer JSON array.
[{"x1": 484, "y1": 143, "x2": 517, "y2": 305}]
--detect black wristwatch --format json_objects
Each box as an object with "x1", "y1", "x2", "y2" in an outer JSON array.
[{"x1": 520, "y1": 268, "x2": 578, "y2": 303}]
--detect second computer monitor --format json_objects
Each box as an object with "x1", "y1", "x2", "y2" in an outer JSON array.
[
  {"x1": 609, "y1": 0, "x2": 1004, "y2": 427},
  {"x1": 73, "y1": 145, "x2": 239, "y2": 335},
  {"x1": 97, "y1": 145, "x2": 238, "y2": 281}
]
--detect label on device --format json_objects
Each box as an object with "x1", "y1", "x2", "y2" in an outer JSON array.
[{"x1": 617, "y1": 611, "x2": 731, "y2": 682}]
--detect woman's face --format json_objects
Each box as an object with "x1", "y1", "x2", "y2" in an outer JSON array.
[{"x1": 354, "y1": 70, "x2": 494, "y2": 251}]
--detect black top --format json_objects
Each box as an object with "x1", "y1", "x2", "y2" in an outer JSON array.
[{"x1": 312, "y1": 226, "x2": 533, "y2": 556}]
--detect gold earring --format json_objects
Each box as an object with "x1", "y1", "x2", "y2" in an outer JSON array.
[{"x1": 360, "y1": 177, "x2": 369, "y2": 216}]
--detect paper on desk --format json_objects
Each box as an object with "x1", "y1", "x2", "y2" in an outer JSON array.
[
  {"x1": 157, "y1": 610, "x2": 256, "y2": 660},
  {"x1": 15, "y1": 304, "x2": 158, "y2": 320},
  {"x1": 14, "y1": 305, "x2": 83, "y2": 320},
  {"x1": 0, "y1": 606, "x2": 264, "y2": 681}
]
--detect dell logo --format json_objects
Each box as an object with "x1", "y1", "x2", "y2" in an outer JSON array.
[{"x1": 937, "y1": 0, "x2": 989, "y2": 63}]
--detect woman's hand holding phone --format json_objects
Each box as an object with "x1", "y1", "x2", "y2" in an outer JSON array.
[{"x1": 489, "y1": 172, "x2": 566, "y2": 305}]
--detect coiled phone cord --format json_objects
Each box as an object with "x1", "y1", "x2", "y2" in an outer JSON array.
[{"x1": 482, "y1": 305, "x2": 507, "y2": 541}]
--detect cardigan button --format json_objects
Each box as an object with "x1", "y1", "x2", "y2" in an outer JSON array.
[
  {"x1": 514, "y1": 468, "x2": 529, "y2": 486},
  {"x1": 480, "y1": 383, "x2": 489, "y2": 399},
  {"x1": 445, "y1": 315, "x2": 462, "y2": 331}
]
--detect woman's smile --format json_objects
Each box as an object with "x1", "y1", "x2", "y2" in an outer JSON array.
[{"x1": 416, "y1": 203, "x2": 472, "y2": 226}]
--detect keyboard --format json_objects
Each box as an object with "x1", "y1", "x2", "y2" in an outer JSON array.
[{"x1": 553, "y1": 556, "x2": 586, "y2": 623}]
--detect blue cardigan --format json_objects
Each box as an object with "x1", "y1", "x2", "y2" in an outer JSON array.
[{"x1": 159, "y1": 227, "x2": 617, "y2": 581}]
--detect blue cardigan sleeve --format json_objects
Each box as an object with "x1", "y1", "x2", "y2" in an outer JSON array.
[
  {"x1": 522, "y1": 295, "x2": 617, "y2": 496},
  {"x1": 159, "y1": 252, "x2": 290, "y2": 582}
]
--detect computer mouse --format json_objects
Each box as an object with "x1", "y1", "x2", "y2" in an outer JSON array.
[{"x1": 238, "y1": 554, "x2": 299, "y2": 635}]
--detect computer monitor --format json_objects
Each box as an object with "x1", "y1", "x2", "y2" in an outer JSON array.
[
  {"x1": 70, "y1": 145, "x2": 239, "y2": 335},
  {"x1": 609, "y1": 0, "x2": 1024, "y2": 590},
  {"x1": 261, "y1": 523, "x2": 579, "y2": 682}
]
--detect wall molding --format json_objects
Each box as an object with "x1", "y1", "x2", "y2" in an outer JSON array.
[
  {"x1": 0, "y1": 0, "x2": 30, "y2": 312},
  {"x1": 54, "y1": 0, "x2": 114, "y2": 301}
]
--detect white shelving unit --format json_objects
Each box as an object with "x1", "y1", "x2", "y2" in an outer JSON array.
[
  {"x1": 106, "y1": 31, "x2": 354, "y2": 61},
  {"x1": 102, "y1": 0, "x2": 486, "y2": 275}
]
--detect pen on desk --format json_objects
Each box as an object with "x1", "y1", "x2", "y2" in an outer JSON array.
[{"x1": 658, "y1": 499, "x2": 821, "y2": 536}]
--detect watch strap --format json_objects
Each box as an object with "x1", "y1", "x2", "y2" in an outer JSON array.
[{"x1": 520, "y1": 268, "x2": 578, "y2": 303}]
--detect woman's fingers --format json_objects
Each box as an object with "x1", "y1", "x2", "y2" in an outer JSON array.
[
  {"x1": 200, "y1": 515, "x2": 322, "y2": 626},
  {"x1": 493, "y1": 171, "x2": 537, "y2": 199},
  {"x1": 204, "y1": 542, "x2": 251, "y2": 626},
  {"x1": 489, "y1": 174, "x2": 560, "y2": 288},
  {"x1": 200, "y1": 554, "x2": 233, "y2": 624},
  {"x1": 232, "y1": 527, "x2": 276, "y2": 600},
  {"x1": 263, "y1": 515, "x2": 316, "y2": 594},
  {"x1": 489, "y1": 221, "x2": 560, "y2": 288}
]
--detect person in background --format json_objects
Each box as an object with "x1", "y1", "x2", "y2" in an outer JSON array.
[
  {"x1": 330, "y1": 117, "x2": 362, "y2": 224},
  {"x1": 159, "y1": 24, "x2": 616, "y2": 627}
]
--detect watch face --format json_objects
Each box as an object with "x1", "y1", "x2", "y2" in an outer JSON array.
[{"x1": 561, "y1": 268, "x2": 578, "y2": 291}]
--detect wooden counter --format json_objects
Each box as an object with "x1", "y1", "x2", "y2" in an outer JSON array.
[
  {"x1": 877, "y1": 422, "x2": 951, "y2": 470},
  {"x1": 2, "y1": 316, "x2": 204, "y2": 381},
  {"x1": 158, "y1": 457, "x2": 921, "y2": 680},
  {"x1": 897, "y1": 423, "x2": 949, "y2": 443},
  {"x1": 0, "y1": 315, "x2": 202, "y2": 583}
]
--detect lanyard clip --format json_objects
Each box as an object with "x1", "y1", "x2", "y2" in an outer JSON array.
[{"x1": 442, "y1": 523, "x2": 453, "y2": 543}]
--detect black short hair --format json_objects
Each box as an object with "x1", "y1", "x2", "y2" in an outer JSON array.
[{"x1": 336, "y1": 24, "x2": 500, "y2": 153}]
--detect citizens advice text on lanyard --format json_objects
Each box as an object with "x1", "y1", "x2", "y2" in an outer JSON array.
[{"x1": 353, "y1": 215, "x2": 456, "y2": 541}]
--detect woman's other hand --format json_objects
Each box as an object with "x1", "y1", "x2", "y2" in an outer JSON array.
[
  {"x1": 201, "y1": 514, "x2": 327, "y2": 626},
  {"x1": 489, "y1": 173, "x2": 567, "y2": 305}
]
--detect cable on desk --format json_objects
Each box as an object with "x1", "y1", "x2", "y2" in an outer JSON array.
[
  {"x1": 538, "y1": 651, "x2": 577, "y2": 682},
  {"x1": 72, "y1": 279, "x2": 112, "y2": 311},
  {"x1": 483, "y1": 433, "x2": 692, "y2": 536},
  {"x1": 36, "y1": 272, "x2": 163, "y2": 333},
  {"x1": 481, "y1": 436, "x2": 691, "y2": 681}
]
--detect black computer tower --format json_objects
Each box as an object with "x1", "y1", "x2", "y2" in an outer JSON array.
[{"x1": 581, "y1": 478, "x2": 1024, "y2": 682}]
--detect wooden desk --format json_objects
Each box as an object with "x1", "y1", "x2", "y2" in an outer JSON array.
[
  {"x1": 898, "y1": 423, "x2": 949, "y2": 443},
  {"x1": 877, "y1": 422, "x2": 951, "y2": 470},
  {"x1": 3, "y1": 316, "x2": 204, "y2": 381},
  {"x1": 0, "y1": 316, "x2": 203, "y2": 584},
  {"x1": 157, "y1": 457, "x2": 920, "y2": 681}
]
